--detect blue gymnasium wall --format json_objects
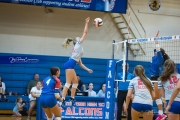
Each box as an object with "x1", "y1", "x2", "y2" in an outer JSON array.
[
  {"x1": 1, "y1": 52, "x2": 180, "y2": 96},
  {"x1": 2, "y1": 52, "x2": 180, "y2": 111}
]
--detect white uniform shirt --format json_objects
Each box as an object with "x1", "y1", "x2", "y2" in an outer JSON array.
[
  {"x1": 158, "y1": 73, "x2": 180, "y2": 101},
  {"x1": 70, "y1": 40, "x2": 84, "y2": 62},
  {"x1": 128, "y1": 76, "x2": 154, "y2": 105},
  {"x1": 29, "y1": 86, "x2": 42, "y2": 101},
  {"x1": 0, "y1": 82, "x2": 5, "y2": 91},
  {"x1": 85, "y1": 90, "x2": 96, "y2": 97}
]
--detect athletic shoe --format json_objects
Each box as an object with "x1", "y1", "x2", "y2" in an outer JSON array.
[
  {"x1": 61, "y1": 100, "x2": 67, "y2": 110},
  {"x1": 155, "y1": 114, "x2": 167, "y2": 120},
  {"x1": 69, "y1": 98, "x2": 76, "y2": 107}
]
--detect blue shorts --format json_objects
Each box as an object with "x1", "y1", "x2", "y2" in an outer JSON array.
[
  {"x1": 40, "y1": 94, "x2": 57, "y2": 108},
  {"x1": 166, "y1": 100, "x2": 180, "y2": 114},
  {"x1": 64, "y1": 59, "x2": 76, "y2": 69},
  {"x1": 132, "y1": 103, "x2": 152, "y2": 112}
]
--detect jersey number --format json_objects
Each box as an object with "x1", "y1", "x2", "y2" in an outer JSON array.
[
  {"x1": 46, "y1": 79, "x2": 51, "y2": 85},
  {"x1": 138, "y1": 79, "x2": 143, "y2": 85},
  {"x1": 169, "y1": 76, "x2": 178, "y2": 84}
]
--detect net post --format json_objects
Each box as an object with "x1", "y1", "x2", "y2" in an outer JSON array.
[
  {"x1": 112, "y1": 40, "x2": 115, "y2": 59},
  {"x1": 125, "y1": 40, "x2": 129, "y2": 81},
  {"x1": 122, "y1": 40, "x2": 127, "y2": 82}
]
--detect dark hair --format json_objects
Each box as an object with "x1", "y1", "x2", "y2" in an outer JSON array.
[
  {"x1": 100, "y1": 83, "x2": 106, "y2": 90},
  {"x1": 0, "y1": 77, "x2": 2, "y2": 82},
  {"x1": 36, "y1": 81, "x2": 42, "y2": 85},
  {"x1": 76, "y1": 74, "x2": 80, "y2": 77},
  {"x1": 158, "y1": 59, "x2": 175, "y2": 83},
  {"x1": 16, "y1": 97, "x2": 22, "y2": 103},
  {"x1": 160, "y1": 48, "x2": 170, "y2": 64},
  {"x1": 50, "y1": 67, "x2": 60, "y2": 75},
  {"x1": 134, "y1": 65, "x2": 153, "y2": 92}
]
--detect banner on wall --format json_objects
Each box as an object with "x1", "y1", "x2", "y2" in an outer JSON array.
[
  {"x1": 42, "y1": 101, "x2": 118, "y2": 120},
  {"x1": 0, "y1": 0, "x2": 127, "y2": 13}
]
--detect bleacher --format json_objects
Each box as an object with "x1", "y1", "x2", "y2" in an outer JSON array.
[
  {"x1": 1, "y1": 53, "x2": 177, "y2": 115},
  {"x1": 0, "y1": 53, "x2": 108, "y2": 113}
]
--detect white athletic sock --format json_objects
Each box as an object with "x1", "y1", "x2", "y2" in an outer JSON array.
[
  {"x1": 47, "y1": 118, "x2": 52, "y2": 120},
  {"x1": 159, "y1": 110, "x2": 163, "y2": 115},
  {"x1": 56, "y1": 117, "x2": 62, "y2": 120}
]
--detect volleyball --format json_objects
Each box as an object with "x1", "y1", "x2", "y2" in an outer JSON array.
[{"x1": 93, "y1": 18, "x2": 103, "y2": 27}]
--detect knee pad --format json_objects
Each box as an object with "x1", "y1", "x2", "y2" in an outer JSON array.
[
  {"x1": 155, "y1": 99, "x2": 162, "y2": 105},
  {"x1": 65, "y1": 83, "x2": 71, "y2": 89},
  {"x1": 56, "y1": 117, "x2": 62, "y2": 120},
  {"x1": 72, "y1": 84, "x2": 78, "y2": 88}
]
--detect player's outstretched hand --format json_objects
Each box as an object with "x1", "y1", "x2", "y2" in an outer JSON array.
[
  {"x1": 87, "y1": 69, "x2": 93, "y2": 73},
  {"x1": 85, "y1": 17, "x2": 90, "y2": 23}
]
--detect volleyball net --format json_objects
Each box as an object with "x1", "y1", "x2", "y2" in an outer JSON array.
[{"x1": 112, "y1": 35, "x2": 180, "y2": 87}]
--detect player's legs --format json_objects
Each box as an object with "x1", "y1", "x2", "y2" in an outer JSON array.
[
  {"x1": 71, "y1": 70, "x2": 78, "y2": 99},
  {"x1": 143, "y1": 111, "x2": 153, "y2": 120},
  {"x1": 49, "y1": 104, "x2": 61, "y2": 120},
  {"x1": 154, "y1": 83, "x2": 163, "y2": 111},
  {"x1": 43, "y1": 108, "x2": 53, "y2": 120},
  {"x1": 131, "y1": 108, "x2": 141, "y2": 120},
  {"x1": 117, "y1": 90, "x2": 126, "y2": 120},
  {"x1": 62, "y1": 69, "x2": 74, "y2": 100},
  {"x1": 168, "y1": 113, "x2": 179, "y2": 120},
  {"x1": 28, "y1": 100, "x2": 36, "y2": 118},
  {"x1": 151, "y1": 76, "x2": 165, "y2": 119}
]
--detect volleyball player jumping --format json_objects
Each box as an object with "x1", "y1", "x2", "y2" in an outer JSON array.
[{"x1": 61, "y1": 17, "x2": 93, "y2": 107}]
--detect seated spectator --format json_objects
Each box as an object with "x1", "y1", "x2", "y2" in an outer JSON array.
[
  {"x1": 27, "y1": 81, "x2": 42, "y2": 120},
  {"x1": 27, "y1": 74, "x2": 40, "y2": 95},
  {"x1": 85, "y1": 83, "x2": 96, "y2": 97},
  {"x1": 76, "y1": 74, "x2": 86, "y2": 91},
  {"x1": 96, "y1": 83, "x2": 106, "y2": 97},
  {"x1": 0, "y1": 76, "x2": 8, "y2": 102},
  {"x1": 12, "y1": 97, "x2": 25, "y2": 117}
]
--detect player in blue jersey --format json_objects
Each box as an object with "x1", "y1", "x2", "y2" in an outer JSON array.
[
  {"x1": 61, "y1": 17, "x2": 93, "y2": 107},
  {"x1": 40, "y1": 66, "x2": 61, "y2": 120},
  {"x1": 150, "y1": 32, "x2": 170, "y2": 120}
]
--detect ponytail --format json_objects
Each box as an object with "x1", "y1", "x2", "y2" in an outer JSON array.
[
  {"x1": 62, "y1": 38, "x2": 77, "y2": 49},
  {"x1": 135, "y1": 65, "x2": 153, "y2": 92},
  {"x1": 61, "y1": 38, "x2": 73, "y2": 49},
  {"x1": 160, "y1": 48, "x2": 170, "y2": 64}
]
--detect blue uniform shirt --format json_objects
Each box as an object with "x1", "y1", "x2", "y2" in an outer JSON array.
[
  {"x1": 117, "y1": 72, "x2": 134, "y2": 91},
  {"x1": 150, "y1": 51, "x2": 164, "y2": 76},
  {"x1": 41, "y1": 76, "x2": 60, "y2": 95}
]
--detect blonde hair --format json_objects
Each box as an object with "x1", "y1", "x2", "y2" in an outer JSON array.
[
  {"x1": 62, "y1": 38, "x2": 76, "y2": 49},
  {"x1": 134, "y1": 65, "x2": 153, "y2": 92}
]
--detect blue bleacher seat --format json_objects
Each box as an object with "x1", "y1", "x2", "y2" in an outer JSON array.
[
  {"x1": 0, "y1": 103, "x2": 6, "y2": 109},
  {"x1": 0, "y1": 52, "x2": 167, "y2": 112}
]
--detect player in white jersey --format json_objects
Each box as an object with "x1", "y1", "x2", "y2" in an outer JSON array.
[
  {"x1": 158, "y1": 59, "x2": 180, "y2": 120},
  {"x1": 61, "y1": 17, "x2": 93, "y2": 108},
  {"x1": 125, "y1": 65, "x2": 155, "y2": 120}
]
